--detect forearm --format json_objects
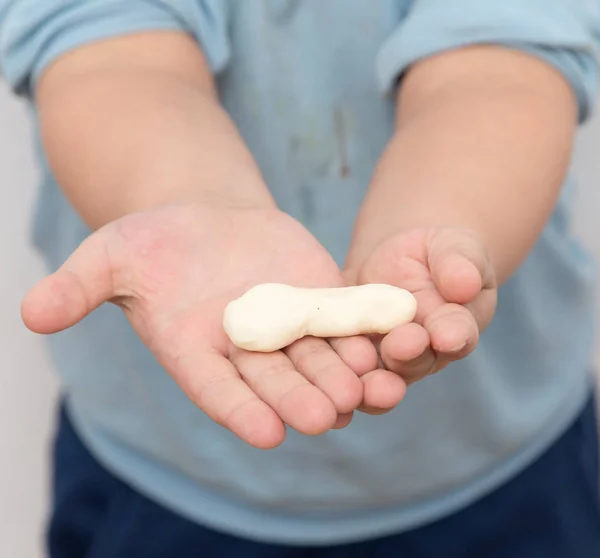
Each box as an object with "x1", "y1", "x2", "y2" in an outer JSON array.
[
  {"x1": 347, "y1": 46, "x2": 578, "y2": 284},
  {"x1": 37, "y1": 31, "x2": 274, "y2": 230}
]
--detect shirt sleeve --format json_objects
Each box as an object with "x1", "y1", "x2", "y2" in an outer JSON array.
[
  {"x1": 377, "y1": 0, "x2": 600, "y2": 122},
  {"x1": 0, "y1": 0, "x2": 231, "y2": 96}
]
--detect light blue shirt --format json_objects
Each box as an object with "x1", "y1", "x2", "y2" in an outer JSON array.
[{"x1": 2, "y1": 0, "x2": 600, "y2": 545}]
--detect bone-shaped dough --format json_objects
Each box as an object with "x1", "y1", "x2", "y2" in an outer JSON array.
[{"x1": 223, "y1": 283, "x2": 417, "y2": 352}]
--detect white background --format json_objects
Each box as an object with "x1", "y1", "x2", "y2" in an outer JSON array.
[{"x1": 1, "y1": 81, "x2": 600, "y2": 557}]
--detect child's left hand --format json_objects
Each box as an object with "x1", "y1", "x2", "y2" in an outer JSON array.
[{"x1": 345, "y1": 227, "x2": 497, "y2": 402}]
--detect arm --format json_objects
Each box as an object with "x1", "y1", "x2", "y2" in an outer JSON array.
[
  {"x1": 37, "y1": 31, "x2": 274, "y2": 230},
  {"x1": 344, "y1": 2, "x2": 600, "y2": 386},
  {"x1": 7, "y1": 6, "x2": 396, "y2": 440},
  {"x1": 346, "y1": 45, "x2": 577, "y2": 284}
]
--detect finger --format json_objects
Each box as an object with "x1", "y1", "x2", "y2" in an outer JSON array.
[
  {"x1": 21, "y1": 229, "x2": 116, "y2": 334},
  {"x1": 424, "y1": 302, "x2": 479, "y2": 357},
  {"x1": 332, "y1": 412, "x2": 354, "y2": 429},
  {"x1": 285, "y1": 337, "x2": 364, "y2": 414},
  {"x1": 328, "y1": 335, "x2": 379, "y2": 376},
  {"x1": 381, "y1": 346, "x2": 438, "y2": 385},
  {"x1": 427, "y1": 228, "x2": 495, "y2": 305},
  {"x1": 358, "y1": 404, "x2": 394, "y2": 415},
  {"x1": 379, "y1": 322, "x2": 430, "y2": 363},
  {"x1": 466, "y1": 288, "x2": 498, "y2": 332},
  {"x1": 230, "y1": 349, "x2": 338, "y2": 436},
  {"x1": 179, "y1": 350, "x2": 286, "y2": 449},
  {"x1": 379, "y1": 324, "x2": 438, "y2": 385},
  {"x1": 359, "y1": 369, "x2": 407, "y2": 412}
]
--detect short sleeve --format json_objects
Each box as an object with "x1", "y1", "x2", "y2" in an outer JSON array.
[
  {"x1": 0, "y1": 0, "x2": 231, "y2": 96},
  {"x1": 377, "y1": 0, "x2": 600, "y2": 123}
]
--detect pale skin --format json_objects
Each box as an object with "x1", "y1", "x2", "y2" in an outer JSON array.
[{"x1": 21, "y1": 31, "x2": 577, "y2": 447}]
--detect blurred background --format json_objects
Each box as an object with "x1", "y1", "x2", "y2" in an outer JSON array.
[{"x1": 1, "y1": 80, "x2": 600, "y2": 557}]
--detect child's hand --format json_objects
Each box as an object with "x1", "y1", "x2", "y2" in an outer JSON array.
[
  {"x1": 21, "y1": 203, "x2": 406, "y2": 448},
  {"x1": 346, "y1": 227, "x2": 497, "y2": 398}
]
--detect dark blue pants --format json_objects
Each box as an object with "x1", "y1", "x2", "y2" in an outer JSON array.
[{"x1": 49, "y1": 397, "x2": 600, "y2": 558}]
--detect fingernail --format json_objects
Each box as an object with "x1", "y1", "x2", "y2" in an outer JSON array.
[{"x1": 449, "y1": 340, "x2": 468, "y2": 352}]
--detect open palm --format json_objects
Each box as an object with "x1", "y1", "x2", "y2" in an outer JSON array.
[{"x1": 22, "y1": 203, "x2": 406, "y2": 448}]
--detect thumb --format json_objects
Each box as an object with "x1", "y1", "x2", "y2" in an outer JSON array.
[
  {"x1": 427, "y1": 228, "x2": 494, "y2": 305},
  {"x1": 21, "y1": 230, "x2": 117, "y2": 334}
]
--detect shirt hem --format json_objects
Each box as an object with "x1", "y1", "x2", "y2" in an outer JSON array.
[{"x1": 66, "y1": 371, "x2": 593, "y2": 546}]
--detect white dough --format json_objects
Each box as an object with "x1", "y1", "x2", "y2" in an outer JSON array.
[{"x1": 223, "y1": 283, "x2": 417, "y2": 352}]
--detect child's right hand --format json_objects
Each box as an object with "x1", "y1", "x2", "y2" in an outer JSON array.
[{"x1": 21, "y1": 202, "x2": 407, "y2": 448}]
